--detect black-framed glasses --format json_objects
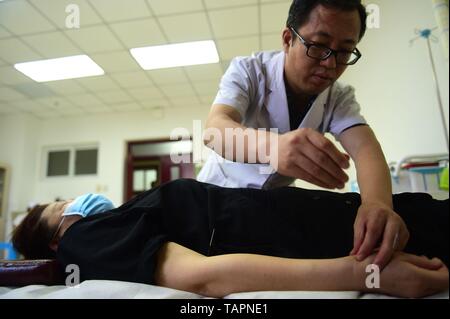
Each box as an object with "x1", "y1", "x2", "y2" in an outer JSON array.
[{"x1": 290, "y1": 27, "x2": 362, "y2": 65}]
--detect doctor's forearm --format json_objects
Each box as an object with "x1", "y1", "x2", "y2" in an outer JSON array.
[
  {"x1": 205, "y1": 114, "x2": 275, "y2": 164},
  {"x1": 354, "y1": 143, "x2": 393, "y2": 208},
  {"x1": 339, "y1": 126, "x2": 393, "y2": 207}
]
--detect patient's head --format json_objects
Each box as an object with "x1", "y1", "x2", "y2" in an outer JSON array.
[
  {"x1": 12, "y1": 194, "x2": 115, "y2": 259},
  {"x1": 12, "y1": 200, "x2": 73, "y2": 259}
]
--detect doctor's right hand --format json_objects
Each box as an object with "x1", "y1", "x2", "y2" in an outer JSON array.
[{"x1": 272, "y1": 128, "x2": 350, "y2": 189}]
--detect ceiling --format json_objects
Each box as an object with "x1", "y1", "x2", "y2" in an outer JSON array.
[{"x1": 0, "y1": 0, "x2": 292, "y2": 119}]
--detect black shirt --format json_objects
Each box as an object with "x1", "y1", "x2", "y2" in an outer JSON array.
[{"x1": 285, "y1": 79, "x2": 317, "y2": 131}]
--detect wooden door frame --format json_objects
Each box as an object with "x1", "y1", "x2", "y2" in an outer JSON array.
[
  {"x1": 0, "y1": 163, "x2": 11, "y2": 242},
  {"x1": 124, "y1": 138, "x2": 193, "y2": 202}
]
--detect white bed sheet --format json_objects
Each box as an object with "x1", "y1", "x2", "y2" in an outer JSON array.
[{"x1": 0, "y1": 281, "x2": 448, "y2": 299}]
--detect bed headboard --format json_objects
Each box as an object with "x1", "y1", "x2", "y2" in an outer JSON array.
[{"x1": 0, "y1": 259, "x2": 64, "y2": 287}]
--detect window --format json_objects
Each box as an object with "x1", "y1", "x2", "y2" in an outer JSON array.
[
  {"x1": 45, "y1": 145, "x2": 98, "y2": 177},
  {"x1": 47, "y1": 150, "x2": 70, "y2": 176},
  {"x1": 75, "y1": 149, "x2": 98, "y2": 175}
]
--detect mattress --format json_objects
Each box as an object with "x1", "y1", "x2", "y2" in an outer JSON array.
[{"x1": 0, "y1": 280, "x2": 448, "y2": 299}]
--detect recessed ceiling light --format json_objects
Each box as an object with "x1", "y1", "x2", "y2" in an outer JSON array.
[
  {"x1": 130, "y1": 40, "x2": 220, "y2": 70},
  {"x1": 14, "y1": 55, "x2": 105, "y2": 82}
]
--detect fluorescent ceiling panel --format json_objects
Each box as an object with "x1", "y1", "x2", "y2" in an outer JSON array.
[
  {"x1": 14, "y1": 55, "x2": 104, "y2": 82},
  {"x1": 130, "y1": 40, "x2": 219, "y2": 70}
]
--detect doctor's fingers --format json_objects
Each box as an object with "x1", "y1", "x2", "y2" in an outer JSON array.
[
  {"x1": 372, "y1": 221, "x2": 399, "y2": 270},
  {"x1": 297, "y1": 141, "x2": 349, "y2": 185},
  {"x1": 293, "y1": 154, "x2": 346, "y2": 189},
  {"x1": 287, "y1": 163, "x2": 336, "y2": 189},
  {"x1": 354, "y1": 219, "x2": 385, "y2": 262},
  {"x1": 304, "y1": 129, "x2": 350, "y2": 169},
  {"x1": 351, "y1": 218, "x2": 365, "y2": 256}
]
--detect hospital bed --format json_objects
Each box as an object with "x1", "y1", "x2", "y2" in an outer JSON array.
[
  {"x1": 389, "y1": 153, "x2": 449, "y2": 199},
  {"x1": 2, "y1": 155, "x2": 448, "y2": 300},
  {"x1": 1, "y1": 281, "x2": 448, "y2": 299},
  {"x1": 0, "y1": 259, "x2": 448, "y2": 299}
]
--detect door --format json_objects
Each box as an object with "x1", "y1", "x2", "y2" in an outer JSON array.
[
  {"x1": 125, "y1": 140, "x2": 195, "y2": 202},
  {"x1": 0, "y1": 164, "x2": 10, "y2": 243},
  {"x1": 130, "y1": 158, "x2": 161, "y2": 199}
]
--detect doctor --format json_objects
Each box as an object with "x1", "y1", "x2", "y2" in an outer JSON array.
[{"x1": 197, "y1": 0, "x2": 409, "y2": 270}]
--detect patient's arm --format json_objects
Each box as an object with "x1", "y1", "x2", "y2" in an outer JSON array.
[
  {"x1": 154, "y1": 242, "x2": 448, "y2": 298},
  {"x1": 155, "y1": 242, "x2": 355, "y2": 297}
]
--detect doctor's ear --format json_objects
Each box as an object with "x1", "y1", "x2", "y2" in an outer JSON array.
[{"x1": 282, "y1": 28, "x2": 293, "y2": 52}]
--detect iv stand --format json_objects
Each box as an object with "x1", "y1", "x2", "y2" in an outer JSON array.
[{"x1": 410, "y1": 28, "x2": 449, "y2": 152}]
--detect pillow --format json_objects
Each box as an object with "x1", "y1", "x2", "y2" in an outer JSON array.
[{"x1": 0, "y1": 259, "x2": 64, "y2": 287}]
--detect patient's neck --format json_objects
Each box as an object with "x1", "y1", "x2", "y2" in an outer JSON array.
[{"x1": 59, "y1": 215, "x2": 82, "y2": 238}]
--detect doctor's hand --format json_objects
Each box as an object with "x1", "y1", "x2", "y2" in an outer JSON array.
[
  {"x1": 273, "y1": 128, "x2": 350, "y2": 189},
  {"x1": 350, "y1": 202, "x2": 410, "y2": 270}
]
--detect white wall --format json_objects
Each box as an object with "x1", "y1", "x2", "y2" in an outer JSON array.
[
  {"x1": 34, "y1": 107, "x2": 209, "y2": 205},
  {"x1": 342, "y1": 0, "x2": 449, "y2": 164},
  {"x1": 0, "y1": 114, "x2": 39, "y2": 212},
  {"x1": 0, "y1": 113, "x2": 40, "y2": 241}
]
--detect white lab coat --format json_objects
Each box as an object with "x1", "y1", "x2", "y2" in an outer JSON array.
[{"x1": 197, "y1": 51, "x2": 366, "y2": 189}]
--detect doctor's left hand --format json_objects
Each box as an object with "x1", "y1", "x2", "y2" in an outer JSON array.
[{"x1": 350, "y1": 202, "x2": 410, "y2": 270}]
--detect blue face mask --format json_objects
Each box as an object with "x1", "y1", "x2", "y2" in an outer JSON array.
[{"x1": 63, "y1": 193, "x2": 115, "y2": 218}]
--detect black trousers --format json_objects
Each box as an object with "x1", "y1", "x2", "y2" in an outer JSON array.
[{"x1": 200, "y1": 183, "x2": 449, "y2": 267}]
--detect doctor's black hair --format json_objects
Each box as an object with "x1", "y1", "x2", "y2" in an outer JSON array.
[{"x1": 287, "y1": 0, "x2": 367, "y2": 41}]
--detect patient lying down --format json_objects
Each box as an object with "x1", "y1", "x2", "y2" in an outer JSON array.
[{"x1": 12, "y1": 179, "x2": 449, "y2": 298}]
